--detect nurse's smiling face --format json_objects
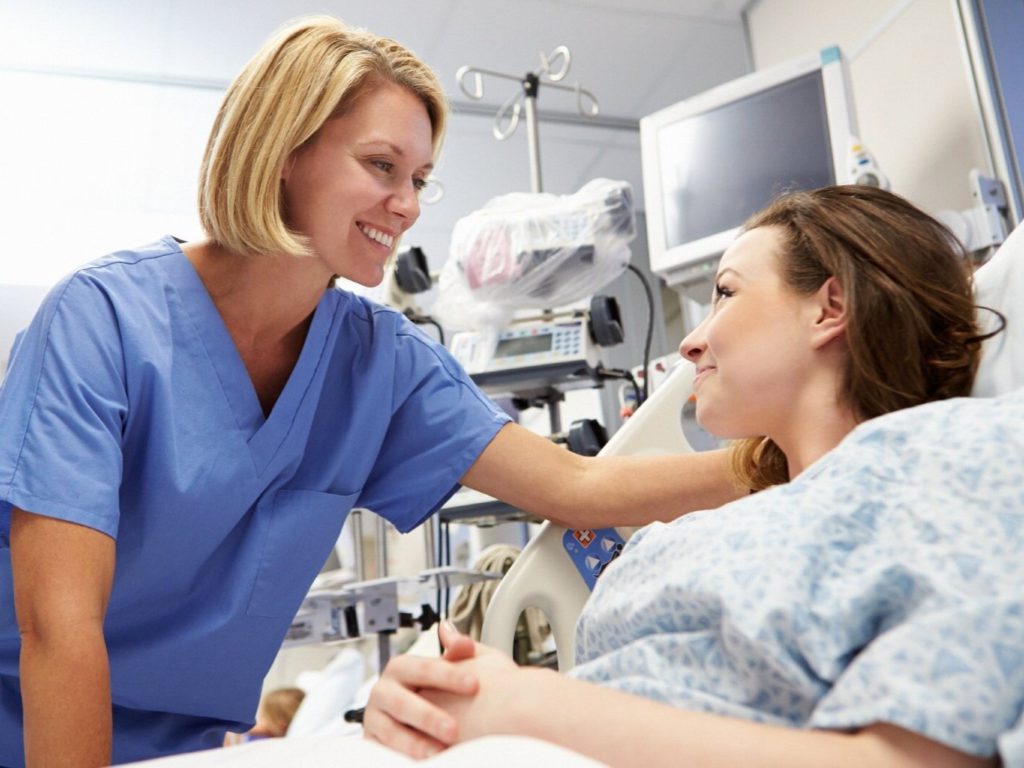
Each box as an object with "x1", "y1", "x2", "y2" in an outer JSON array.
[
  {"x1": 679, "y1": 226, "x2": 824, "y2": 441},
  {"x1": 280, "y1": 81, "x2": 434, "y2": 287}
]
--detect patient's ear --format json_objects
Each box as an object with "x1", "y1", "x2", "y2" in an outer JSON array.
[{"x1": 808, "y1": 276, "x2": 847, "y2": 349}]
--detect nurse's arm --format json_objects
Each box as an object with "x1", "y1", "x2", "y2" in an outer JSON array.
[
  {"x1": 461, "y1": 423, "x2": 739, "y2": 528},
  {"x1": 10, "y1": 507, "x2": 115, "y2": 768}
]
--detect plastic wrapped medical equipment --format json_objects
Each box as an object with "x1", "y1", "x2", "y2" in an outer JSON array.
[{"x1": 433, "y1": 178, "x2": 636, "y2": 331}]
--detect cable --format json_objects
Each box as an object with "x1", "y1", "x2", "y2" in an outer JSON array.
[
  {"x1": 595, "y1": 365, "x2": 641, "y2": 409},
  {"x1": 403, "y1": 310, "x2": 446, "y2": 346},
  {"x1": 626, "y1": 264, "x2": 655, "y2": 402}
]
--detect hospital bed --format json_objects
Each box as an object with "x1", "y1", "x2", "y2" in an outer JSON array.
[
  {"x1": 480, "y1": 220, "x2": 1024, "y2": 670},
  {"x1": 480, "y1": 357, "x2": 698, "y2": 670}
]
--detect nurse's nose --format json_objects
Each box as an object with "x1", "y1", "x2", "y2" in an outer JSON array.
[
  {"x1": 679, "y1": 317, "x2": 708, "y2": 363},
  {"x1": 387, "y1": 180, "x2": 421, "y2": 224}
]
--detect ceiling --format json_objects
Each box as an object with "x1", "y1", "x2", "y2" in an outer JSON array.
[{"x1": 0, "y1": 0, "x2": 753, "y2": 273}]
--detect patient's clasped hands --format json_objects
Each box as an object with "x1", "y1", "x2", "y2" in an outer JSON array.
[{"x1": 363, "y1": 621, "x2": 538, "y2": 758}]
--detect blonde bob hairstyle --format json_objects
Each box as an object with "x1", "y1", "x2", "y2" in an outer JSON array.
[{"x1": 198, "y1": 16, "x2": 448, "y2": 258}]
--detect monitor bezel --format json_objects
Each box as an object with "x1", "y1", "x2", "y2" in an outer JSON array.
[{"x1": 640, "y1": 47, "x2": 859, "y2": 287}]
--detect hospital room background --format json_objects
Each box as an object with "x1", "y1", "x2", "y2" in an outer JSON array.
[{"x1": 1, "y1": 0, "x2": 1021, "y2": 738}]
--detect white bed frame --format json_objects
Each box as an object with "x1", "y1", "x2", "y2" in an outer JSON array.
[{"x1": 481, "y1": 360, "x2": 699, "y2": 670}]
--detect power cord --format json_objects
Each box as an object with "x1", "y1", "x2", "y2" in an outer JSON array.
[
  {"x1": 595, "y1": 365, "x2": 642, "y2": 409},
  {"x1": 403, "y1": 309, "x2": 446, "y2": 346},
  {"x1": 625, "y1": 264, "x2": 655, "y2": 402}
]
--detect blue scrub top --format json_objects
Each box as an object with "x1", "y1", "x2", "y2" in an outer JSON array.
[{"x1": 0, "y1": 237, "x2": 510, "y2": 765}]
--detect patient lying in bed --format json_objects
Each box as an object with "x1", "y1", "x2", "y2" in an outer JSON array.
[
  {"x1": 571, "y1": 387, "x2": 1024, "y2": 761},
  {"x1": 365, "y1": 187, "x2": 1020, "y2": 767}
]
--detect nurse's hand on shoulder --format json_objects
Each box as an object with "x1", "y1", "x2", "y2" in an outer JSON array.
[{"x1": 363, "y1": 621, "x2": 480, "y2": 758}]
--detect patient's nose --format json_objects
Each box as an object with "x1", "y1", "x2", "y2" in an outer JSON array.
[{"x1": 679, "y1": 320, "x2": 707, "y2": 362}]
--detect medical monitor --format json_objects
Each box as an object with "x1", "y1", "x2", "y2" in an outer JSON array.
[{"x1": 641, "y1": 47, "x2": 859, "y2": 287}]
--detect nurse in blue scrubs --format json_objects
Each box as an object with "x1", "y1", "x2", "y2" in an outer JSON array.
[{"x1": 0, "y1": 16, "x2": 736, "y2": 767}]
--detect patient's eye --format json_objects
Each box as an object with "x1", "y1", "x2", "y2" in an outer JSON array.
[{"x1": 713, "y1": 282, "x2": 734, "y2": 302}]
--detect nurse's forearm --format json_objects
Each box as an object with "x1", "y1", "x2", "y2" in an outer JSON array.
[
  {"x1": 20, "y1": 627, "x2": 112, "y2": 767},
  {"x1": 574, "y1": 449, "x2": 741, "y2": 526},
  {"x1": 464, "y1": 424, "x2": 740, "y2": 528},
  {"x1": 11, "y1": 507, "x2": 117, "y2": 768}
]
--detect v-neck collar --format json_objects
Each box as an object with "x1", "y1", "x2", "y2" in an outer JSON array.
[{"x1": 162, "y1": 237, "x2": 339, "y2": 475}]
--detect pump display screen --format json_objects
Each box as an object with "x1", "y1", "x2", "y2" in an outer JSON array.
[{"x1": 494, "y1": 334, "x2": 552, "y2": 358}]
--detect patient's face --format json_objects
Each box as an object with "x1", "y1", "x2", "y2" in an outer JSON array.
[{"x1": 679, "y1": 226, "x2": 821, "y2": 440}]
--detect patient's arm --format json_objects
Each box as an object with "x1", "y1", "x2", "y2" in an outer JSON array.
[
  {"x1": 11, "y1": 507, "x2": 116, "y2": 768},
  {"x1": 462, "y1": 423, "x2": 740, "y2": 529},
  {"x1": 436, "y1": 663, "x2": 995, "y2": 768},
  {"x1": 363, "y1": 622, "x2": 480, "y2": 759},
  {"x1": 366, "y1": 626, "x2": 995, "y2": 768}
]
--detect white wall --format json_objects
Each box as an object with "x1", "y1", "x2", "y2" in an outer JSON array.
[
  {"x1": 0, "y1": 71, "x2": 217, "y2": 288},
  {"x1": 745, "y1": 0, "x2": 992, "y2": 215},
  {"x1": 0, "y1": 284, "x2": 49, "y2": 374},
  {"x1": 0, "y1": 70, "x2": 220, "y2": 369}
]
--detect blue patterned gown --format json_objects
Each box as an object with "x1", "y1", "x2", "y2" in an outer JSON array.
[{"x1": 573, "y1": 389, "x2": 1024, "y2": 764}]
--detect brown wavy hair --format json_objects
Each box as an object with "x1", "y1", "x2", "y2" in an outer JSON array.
[{"x1": 731, "y1": 185, "x2": 998, "y2": 492}]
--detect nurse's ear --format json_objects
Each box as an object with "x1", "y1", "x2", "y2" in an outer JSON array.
[
  {"x1": 808, "y1": 276, "x2": 847, "y2": 350},
  {"x1": 280, "y1": 153, "x2": 297, "y2": 185}
]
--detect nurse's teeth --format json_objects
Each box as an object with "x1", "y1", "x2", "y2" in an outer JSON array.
[{"x1": 358, "y1": 224, "x2": 394, "y2": 248}]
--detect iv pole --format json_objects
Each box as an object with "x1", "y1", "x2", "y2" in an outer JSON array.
[
  {"x1": 455, "y1": 48, "x2": 601, "y2": 434},
  {"x1": 456, "y1": 46, "x2": 600, "y2": 194}
]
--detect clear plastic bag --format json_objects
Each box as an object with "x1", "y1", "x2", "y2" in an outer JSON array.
[{"x1": 433, "y1": 178, "x2": 635, "y2": 330}]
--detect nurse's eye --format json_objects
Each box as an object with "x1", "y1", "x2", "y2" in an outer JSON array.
[
  {"x1": 370, "y1": 159, "x2": 394, "y2": 174},
  {"x1": 412, "y1": 177, "x2": 428, "y2": 192}
]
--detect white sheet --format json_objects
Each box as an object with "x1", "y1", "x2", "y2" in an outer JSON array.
[{"x1": 122, "y1": 734, "x2": 607, "y2": 767}]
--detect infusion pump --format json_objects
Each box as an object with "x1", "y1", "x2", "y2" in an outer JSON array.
[{"x1": 449, "y1": 316, "x2": 600, "y2": 396}]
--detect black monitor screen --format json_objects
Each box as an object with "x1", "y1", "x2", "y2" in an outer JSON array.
[{"x1": 658, "y1": 71, "x2": 835, "y2": 248}]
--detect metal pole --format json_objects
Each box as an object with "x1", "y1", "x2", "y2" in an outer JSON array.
[
  {"x1": 548, "y1": 396, "x2": 562, "y2": 434},
  {"x1": 375, "y1": 514, "x2": 389, "y2": 579},
  {"x1": 351, "y1": 508, "x2": 365, "y2": 581},
  {"x1": 425, "y1": 513, "x2": 439, "y2": 569},
  {"x1": 523, "y1": 73, "x2": 543, "y2": 193},
  {"x1": 523, "y1": 73, "x2": 561, "y2": 430}
]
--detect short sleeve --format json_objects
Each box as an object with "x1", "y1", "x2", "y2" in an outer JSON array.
[
  {"x1": 356, "y1": 324, "x2": 510, "y2": 532},
  {"x1": 810, "y1": 597, "x2": 1024, "y2": 758},
  {"x1": 0, "y1": 274, "x2": 127, "y2": 543}
]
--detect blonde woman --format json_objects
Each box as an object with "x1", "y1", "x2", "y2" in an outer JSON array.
[{"x1": 0, "y1": 16, "x2": 737, "y2": 767}]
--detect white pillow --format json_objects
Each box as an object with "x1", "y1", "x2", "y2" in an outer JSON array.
[
  {"x1": 285, "y1": 648, "x2": 365, "y2": 738},
  {"x1": 972, "y1": 221, "x2": 1024, "y2": 397}
]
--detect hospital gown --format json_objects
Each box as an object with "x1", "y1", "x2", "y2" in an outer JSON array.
[
  {"x1": 0, "y1": 237, "x2": 510, "y2": 766},
  {"x1": 572, "y1": 388, "x2": 1024, "y2": 764}
]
